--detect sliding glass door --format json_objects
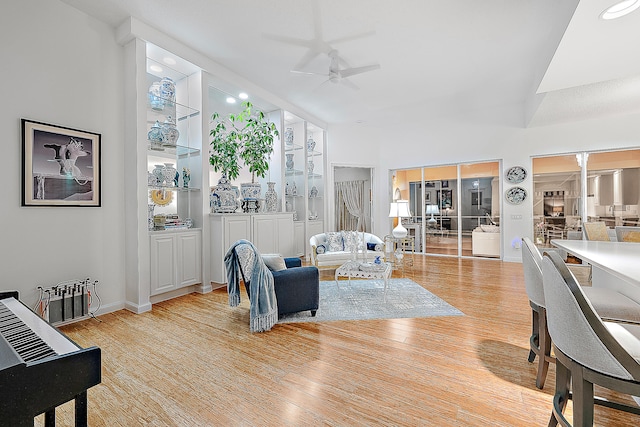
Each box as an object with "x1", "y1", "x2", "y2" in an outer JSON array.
[{"x1": 394, "y1": 161, "x2": 500, "y2": 258}]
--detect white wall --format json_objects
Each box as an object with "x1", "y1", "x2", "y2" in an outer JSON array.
[
  {"x1": 330, "y1": 104, "x2": 640, "y2": 262},
  {"x1": 0, "y1": 0, "x2": 125, "y2": 310}
]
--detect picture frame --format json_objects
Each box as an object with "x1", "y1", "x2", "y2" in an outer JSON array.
[
  {"x1": 425, "y1": 191, "x2": 431, "y2": 202},
  {"x1": 471, "y1": 191, "x2": 482, "y2": 207},
  {"x1": 442, "y1": 180, "x2": 449, "y2": 188},
  {"x1": 22, "y1": 119, "x2": 101, "y2": 207},
  {"x1": 437, "y1": 189, "x2": 453, "y2": 209}
]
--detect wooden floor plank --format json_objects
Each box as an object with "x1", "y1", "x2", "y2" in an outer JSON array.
[{"x1": 33, "y1": 254, "x2": 639, "y2": 426}]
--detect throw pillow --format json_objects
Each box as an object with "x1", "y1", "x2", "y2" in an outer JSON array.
[
  {"x1": 315, "y1": 244, "x2": 326, "y2": 255},
  {"x1": 367, "y1": 242, "x2": 383, "y2": 251},
  {"x1": 342, "y1": 230, "x2": 357, "y2": 252},
  {"x1": 325, "y1": 232, "x2": 343, "y2": 252},
  {"x1": 261, "y1": 254, "x2": 287, "y2": 271}
]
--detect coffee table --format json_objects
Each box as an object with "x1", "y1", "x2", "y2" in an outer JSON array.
[{"x1": 335, "y1": 260, "x2": 393, "y2": 294}]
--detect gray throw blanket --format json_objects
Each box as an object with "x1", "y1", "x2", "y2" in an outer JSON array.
[{"x1": 224, "y1": 240, "x2": 278, "y2": 333}]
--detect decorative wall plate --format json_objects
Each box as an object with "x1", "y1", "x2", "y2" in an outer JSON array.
[
  {"x1": 505, "y1": 187, "x2": 527, "y2": 205},
  {"x1": 505, "y1": 166, "x2": 527, "y2": 184},
  {"x1": 150, "y1": 189, "x2": 173, "y2": 206}
]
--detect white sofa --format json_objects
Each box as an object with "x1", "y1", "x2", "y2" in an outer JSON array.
[{"x1": 309, "y1": 231, "x2": 384, "y2": 268}]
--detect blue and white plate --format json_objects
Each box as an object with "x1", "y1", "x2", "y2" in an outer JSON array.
[
  {"x1": 505, "y1": 166, "x2": 527, "y2": 184},
  {"x1": 505, "y1": 187, "x2": 527, "y2": 204}
]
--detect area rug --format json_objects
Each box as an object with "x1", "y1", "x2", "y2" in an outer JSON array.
[{"x1": 278, "y1": 278, "x2": 463, "y2": 323}]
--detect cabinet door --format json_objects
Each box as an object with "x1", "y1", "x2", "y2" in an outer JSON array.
[
  {"x1": 176, "y1": 232, "x2": 202, "y2": 288},
  {"x1": 293, "y1": 222, "x2": 305, "y2": 256},
  {"x1": 150, "y1": 235, "x2": 176, "y2": 295},
  {"x1": 253, "y1": 216, "x2": 278, "y2": 254},
  {"x1": 276, "y1": 215, "x2": 294, "y2": 256},
  {"x1": 224, "y1": 216, "x2": 251, "y2": 248}
]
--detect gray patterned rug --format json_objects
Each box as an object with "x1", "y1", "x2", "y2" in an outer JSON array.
[{"x1": 278, "y1": 278, "x2": 463, "y2": 323}]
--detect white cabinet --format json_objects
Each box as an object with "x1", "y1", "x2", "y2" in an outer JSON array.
[
  {"x1": 210, "y1": 213, "x2": 294, "y2": 283},
  {"x1": 122, "y1": 36, "x2": 207, "y2": 312},
  {"x1": 252, "y1": 214, "x2": 294, "y2": 255},
  {"x1": 150, "y1": 230, "x2": 202, "y2": 296},
  {"x1": 293, "y1": 222, "x2": 305, "y2": 256},
  {"x1": 282, "y1": 113, "x2": 326, "y2": 259}
]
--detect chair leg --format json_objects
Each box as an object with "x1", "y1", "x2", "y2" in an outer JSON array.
[
  {"x1": 536, "y1": 307, "x2": 551, "y2": 389},
  {"x1": 529, "y1": 308, "x2": 539, "y2": 363},
  {"x1": 572, "y1": 366, "x2": 594, "y2": 427},
  {"x1": 310, "y1": 310, "x2": 317, "y2": 317},
  {"x1": 550, "y1": 356, "x2": 571, "y2": 427}
]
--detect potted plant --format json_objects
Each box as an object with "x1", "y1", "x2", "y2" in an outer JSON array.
[{"x1": 209, "y1": 101, "x2": 279, "y2": 212}]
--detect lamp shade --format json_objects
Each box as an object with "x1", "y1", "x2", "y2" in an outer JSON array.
[
  {"x1": 425, "y1": 204, "x2": 440, "y2": 215},
  {"x1": 396, "y1": 200, "x2": 411, "y2": 217},
  {"x1": 389, "y1": 200, "x2": 410, "y2": 238},
  {"x1": 426, "y1": 204, "x2": 439, "y2": 227}
]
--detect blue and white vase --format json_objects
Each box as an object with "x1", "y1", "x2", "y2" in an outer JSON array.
[
  {"x1": 264, "y1": 182, "x2": 278, "y2": 212},
  {"x1": 286, "y1": 154, "x2": 294, "y2": 170},
  {"x1": 148, "y1": 204, "x2": 155, "y2": 231},
  {"x1": 152, "y1": 165, "x2": 165, "y2": 186},
  {"x1": 160, "y1": 77, "x2": 175, "y2": 107},
  {"x1": 148, "y1": 120, "x2": 164, "y2": 145},
  {"x1": 308, "y1": 160, "x2": 314, "y2": 174},
  {"x1": 148, "y1": 82, "x2": 164, "y2": 111},
  {"x1": 162, "y1": 163, "x2": 177, "y2": 187},
  {"x1": 307, "y1": 136, "x2": 316, "y2": 152},
  {"x1": 161, "y1": 116, "x2": 179, "y2": 146},
  {"x1": 241, "y1": 182, "x2": 261, "y2": 200},
  {"x1": 284, "y1": 127, "x2": 294, "y2": 145}
]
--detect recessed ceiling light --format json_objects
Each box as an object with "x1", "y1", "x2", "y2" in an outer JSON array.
[
  {"x1": 238, "y1": 92, "x2": 248, "y2": 100},
  {"x1": 163, "y1": 57, "x2": 177, "y2": 65},
  {"x1": 601, "y1": 0, "x2": 640, "y2": 19},
  {"x1": 149, "y1": 64, "x2": 163, "y2": 73},
  {"x1": 226, "y1": 97, "x2": 236, "y2": 104}
]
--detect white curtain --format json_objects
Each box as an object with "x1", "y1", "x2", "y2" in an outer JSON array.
[{"x1": 335, "y1": 180, "x2": 366, "y2": 231}]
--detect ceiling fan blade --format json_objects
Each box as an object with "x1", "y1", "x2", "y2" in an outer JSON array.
[
  {"x1": 262, "y1": 33, "x2": 315, "y2": 49},
  {"x1": 291, "y1": 69, "x2": 328, "y2": 77},
  {"x1": 327, "y1": 30, "x2": 377, "y2": 45},
  {"x1": 293, "y1": 49, "x2": 323, "y2": 71},
  {"x1": 339, "y1": 64, "x2": 381, "y2": 78},
  {"x1": 312, "y1": 79, "x2": 333, "y2": 92},
  {"x1": 340, "y1": 78, "x2": 360, "y2": 91}
]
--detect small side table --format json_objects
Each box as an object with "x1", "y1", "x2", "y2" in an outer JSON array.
[{"x1": 384, "y1": 235, "x2": 415, "y2": 273}]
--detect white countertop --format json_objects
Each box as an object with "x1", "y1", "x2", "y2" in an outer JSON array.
[{"x1": 550, "y1": 239, "x2": 640, "y2": 287}]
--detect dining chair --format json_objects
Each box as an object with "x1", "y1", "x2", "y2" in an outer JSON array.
[
  {"x1": 615, "y1": 226, "x2": 640, "y2": 243},
  {"x1": 583, "y1": 221, "x2": 611, "y2": 241},
  {"x1": 541, "y1": 251, "x2": 640, "y2": 427},
  {"x1": 521, "y1": 237, "x2": 640, "y2": 389}
]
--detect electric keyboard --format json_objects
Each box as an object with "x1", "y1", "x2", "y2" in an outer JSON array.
[{"x1": 0, "y1": 292, "x2": 101, "y2": 427}]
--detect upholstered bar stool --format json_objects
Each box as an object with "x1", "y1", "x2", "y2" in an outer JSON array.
[
  {"x1": 541, "y1": 251, "x2": 640, "y2": 427},
  {"x1": 521, "y1": 237, "x2": 640, "y2": 389}
]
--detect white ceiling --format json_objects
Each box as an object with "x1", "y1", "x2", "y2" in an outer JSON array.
[{"x1": 59, "y1": 0, "x2": 640, "y2": 127}]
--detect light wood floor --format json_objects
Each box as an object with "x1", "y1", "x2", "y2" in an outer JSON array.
[{"x1": 40, "y1": 255, "x2": 639, "y2": 426}]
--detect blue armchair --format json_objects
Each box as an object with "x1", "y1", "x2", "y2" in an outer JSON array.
[
  {"x1": 272, "y1": 258, "x2": 319, "y2": 317},
  {"x1": 239, "y1": 253, "x2": 319, "y2": 317}
]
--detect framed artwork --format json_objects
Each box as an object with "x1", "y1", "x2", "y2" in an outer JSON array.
[
  {"x1": 437, "y1": 189, "x2": 453, "y2": 209},
  {"x1": 471, "y1": 191, "x2": 482, "y2": 206},
  {"x1": 442, "y1": 180, "x2": 449, "y2": 188},
  {"x1": 425, "y1": 191, "x2": 431, "y2": 202},
  {"x1": 22, "y1": 119, "x2": 101, "y2": 207}
]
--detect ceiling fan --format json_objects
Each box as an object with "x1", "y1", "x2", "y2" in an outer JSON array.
[{"x1": 291, "y1": 49, "x2": 381, "y2": 90}]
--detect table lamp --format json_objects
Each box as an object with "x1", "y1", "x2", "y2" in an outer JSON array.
[
  {"x1": 426, "y1": 204, "x2": 439, "y2": 228},
  {"x1": 389, "y1": 200, "x2": 411, "y2": 238}
]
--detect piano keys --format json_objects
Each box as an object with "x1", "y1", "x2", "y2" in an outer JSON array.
[{"x1": 0, "y1": 293, "x2": 101, "y2": 427}]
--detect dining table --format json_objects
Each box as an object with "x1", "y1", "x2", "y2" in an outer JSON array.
[{"x1": 550, "y1": 239, "x2": 640, "y2": 303}]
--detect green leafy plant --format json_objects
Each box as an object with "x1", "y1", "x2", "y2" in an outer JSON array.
[{"x1": 209, "y1": 101, "x2": 279, "y2": 183}]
